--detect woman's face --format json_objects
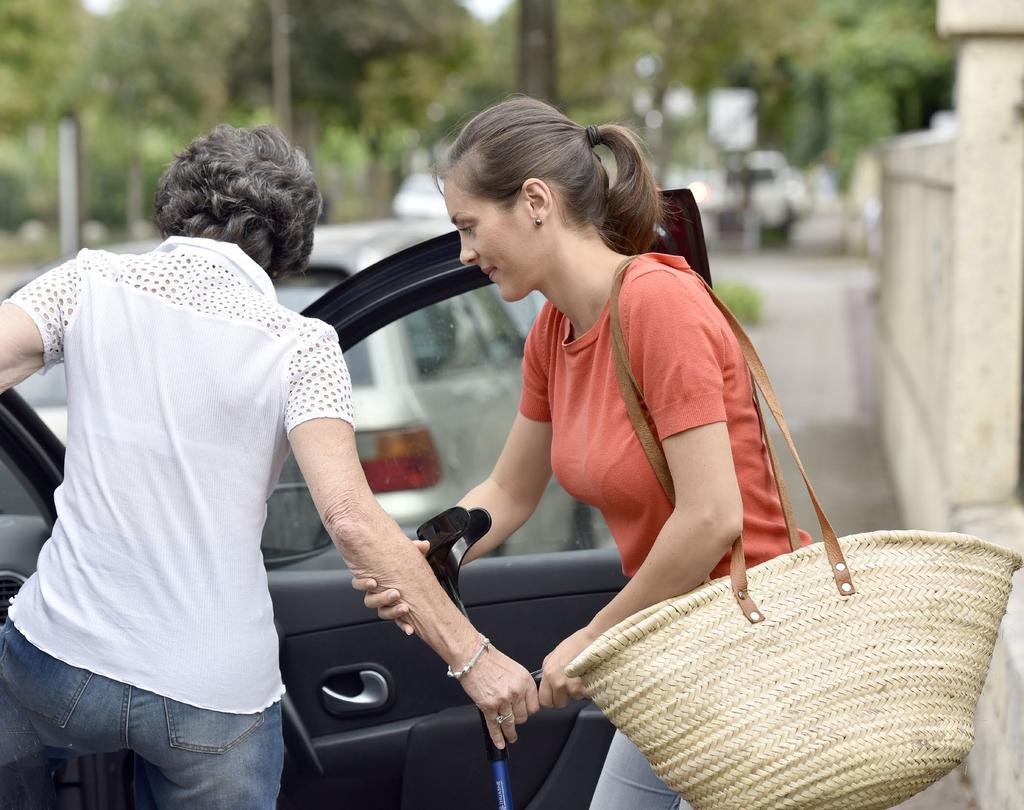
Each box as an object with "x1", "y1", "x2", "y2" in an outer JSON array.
[{"x1": 444, "y1": 178, "x2": 541, "y2": 302}]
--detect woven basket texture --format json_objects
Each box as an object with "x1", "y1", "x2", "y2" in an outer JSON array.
[{"x1": 566, "y1": 530, "x2": 1022, "y2": 810}]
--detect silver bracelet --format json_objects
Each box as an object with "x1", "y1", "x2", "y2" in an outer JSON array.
[{"x1": 447, "y1": 636, "x2": 490, "y2": 680}]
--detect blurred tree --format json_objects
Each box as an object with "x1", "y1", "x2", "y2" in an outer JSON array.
[
  {"x1": 0, "y1": 0, "x2": 86, "y2": 233},
  {"x1": 556, "y1": 0, "x2": 813, "y2": 178},
  {"x1": 75, "y1": 0, "x2": 255, "y2": 228},
  {"x1": 230, "y1": 0, "x2": 477, "y2": 132},
  {"x1": 1, "y1": 0, "x2": 952, "y2": 230},
  {"x1": 821, "y1": 0, "x2": 952, "y2": 180},
  {"x1": 83, "y1": 0, "x2": 253, "y2": 131},
  {"x1": 520, "y1": 0, "x2": 557, "y2": 103},
  {"x1": 0, "y1": 0, "x2": 85, "y2": 132},
  {"x1": 228, "y1": 0, "x2": 480, "y2": 215},
  {"x1": 743, "y1": 0, "x2": 953, "y2": 179}
]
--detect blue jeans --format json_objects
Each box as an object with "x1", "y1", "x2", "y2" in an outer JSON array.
[
  {"x1": 589, "y1": 731, "x2": 692, "y2": 810},
  {"x1": 0, "y1": 619, "x2": 282, "y2": 809}
]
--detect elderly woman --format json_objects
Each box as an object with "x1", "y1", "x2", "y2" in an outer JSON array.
[{"x1": 0, "y1": 124, "x2": 537, "y2": 809}]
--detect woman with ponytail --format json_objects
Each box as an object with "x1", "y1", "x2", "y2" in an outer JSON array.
[{"x1": 356, "y1": 96, "x2": 805, "y2": 809}]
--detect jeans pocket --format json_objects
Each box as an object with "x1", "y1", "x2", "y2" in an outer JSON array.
[
  {"x1": 163, "y1": 698, "x2": 265, "y2": 754},
  {"x1": 1, "y1": 625, "x2": 93, "y2": 728}
]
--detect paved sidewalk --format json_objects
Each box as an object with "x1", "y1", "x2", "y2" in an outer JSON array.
[{"x1": 710, "y1": 248, "x2": 975, "y2": 810}]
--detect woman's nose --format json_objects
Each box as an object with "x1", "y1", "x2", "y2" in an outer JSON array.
[{"x1": 459, "y1": 243, "x2": 478, "y2": 266}]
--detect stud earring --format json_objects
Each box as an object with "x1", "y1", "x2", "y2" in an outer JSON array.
[{"x1": 534, "y1": 217, "x2": 543, "y2": 226}]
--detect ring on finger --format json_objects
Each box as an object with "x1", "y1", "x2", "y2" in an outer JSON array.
[{"x1": 495, "y1": 712, "x2": 513, "y2": 724}]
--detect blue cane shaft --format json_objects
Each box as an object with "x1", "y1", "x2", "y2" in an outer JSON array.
[{"x1": 491, "y1": 759, "x2": 513, "y2": 810}]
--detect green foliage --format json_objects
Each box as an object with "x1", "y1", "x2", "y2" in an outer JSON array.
[
  {"x1": 0, "y1": 128, "x2": 62, "y2": 228},
  {"x1": 0, "y1": 0, "x2": 85, "y2": 131},
  {"x1": 229, "y1": 0, "x2": 479, "y2": 132},
  {"x1": 0, "y1": 0, "x2": 955, "y2": 230},
  {"x1": 557, "y1": 0, "x2": 813, "y2": 124},
  {"x1": 752, "y1": 0, "x2": 954, "y2": 178},
  {"x1": 715, "y1": 280, "x2": 763, "y2": 325},
  {"x1": 82, "y1": 0, "x2": 254, "y2": 131},
  {"x1": 0, "y1": 231, "x2": 61, "y2": 266}
]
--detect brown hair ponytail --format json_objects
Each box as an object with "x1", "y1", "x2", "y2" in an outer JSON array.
[
  {"x1": 436, "y1": 96, "x2": 664, "y2": 255},
  {"x1": 592, "y1": 124, "x2": 664, "y2": 255}
]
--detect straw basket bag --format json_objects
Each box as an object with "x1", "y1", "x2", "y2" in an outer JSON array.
[{"x1": 565, "y1": 259, "x2": 1023, "y2": 810}]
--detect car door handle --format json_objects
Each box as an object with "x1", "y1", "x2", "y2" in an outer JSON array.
[{"x1": 321, "y1": 670, "x2": 390, "y2": 713}]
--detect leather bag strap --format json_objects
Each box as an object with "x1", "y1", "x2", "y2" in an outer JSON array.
[{"x1": 608, "y1": 258, "x2": 856, "y2": 621}]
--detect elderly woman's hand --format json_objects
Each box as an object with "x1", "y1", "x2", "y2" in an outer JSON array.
[{"x1": 351, "y1": 539, "x2": 429, "y2": 634}]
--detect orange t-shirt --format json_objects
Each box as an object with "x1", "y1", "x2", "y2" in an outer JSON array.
[{"x1": 519, "y1": 253, "x2": 809, "y2": 578}]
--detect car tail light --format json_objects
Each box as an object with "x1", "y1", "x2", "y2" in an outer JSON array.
[{"x1": 356, "y1": 427, "x2": 442, "y2": 493}]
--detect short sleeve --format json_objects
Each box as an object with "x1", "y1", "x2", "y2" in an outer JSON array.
[
  {"x1": 3, "y1": 260, "x2": 81, "y2": 370},
  {"x1": 620, "y1": 265, "x2": 727, "y2": 439},
  {"x1": 284, "y1": 323, "x2": 356, "y2": 433},
  {"x1": 519, "y1": 304, "x2": 555, "y2": 422}
]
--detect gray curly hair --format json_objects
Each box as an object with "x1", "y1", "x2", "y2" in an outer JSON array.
[{"x1": 154, "y1": 125, "x2": 322, "y2": 279}]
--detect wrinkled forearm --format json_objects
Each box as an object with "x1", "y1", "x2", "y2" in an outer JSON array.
[
  {"x1": 324, "y1": 494, "x2": 480, "y2": 666},
  {"x1": 290, "y1": 417, "x2": 486, "y2": 668}
]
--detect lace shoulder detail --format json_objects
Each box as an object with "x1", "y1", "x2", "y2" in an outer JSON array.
[
  {"x1": 5, "y1": 259, "x2": 81, "y2": 368},
  {"x1": 285, "y1": 320, "x2": 355, "y2": 433}
]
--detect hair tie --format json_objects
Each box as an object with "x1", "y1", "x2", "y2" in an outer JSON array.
[{"x1": 586, "y1": 125, "x2": 602, "y2": 148}]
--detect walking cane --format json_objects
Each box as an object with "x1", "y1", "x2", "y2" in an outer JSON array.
[{"x1": 416, "y1": 506, "x2": 536, "y2": 810}]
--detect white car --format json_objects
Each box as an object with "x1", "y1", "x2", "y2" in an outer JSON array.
[
  {"x1": 11, "y1": 219, "x2": 594, "y2": 561},
  {"x1": 392, "y1": 173, "x2": 450, "y2": 220},
  {"x1": 726, "y1": 150, "x2": 808, "y2": 232},
  {"x1": 10, "y1": 219, "x2": 455, "y2": 444}
]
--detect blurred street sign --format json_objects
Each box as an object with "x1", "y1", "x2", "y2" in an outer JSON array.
[
  {"x1": 709, "y1": 88, "x2": 757, "y2": 151},
  {"x1": 664, "y1": 85, "x2": 696, "y2": 120}
]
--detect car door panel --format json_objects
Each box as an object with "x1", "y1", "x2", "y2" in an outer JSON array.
[
  {"x1": 272, "y1": 548, "x2": 626, "y2": 809},
  {"x1": 399, "y1": 702, "x2": 614, "y2": 810},
  {"x1": 0, "y1": 517, "x2": 47, "y2": 580},
  {"x1": 283, "y1": 706, "x2": 608, "y2": 810}
]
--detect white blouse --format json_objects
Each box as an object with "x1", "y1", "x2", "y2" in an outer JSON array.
[{"x1": 5, "y1": 236, "x2": 354, "y2": 713}]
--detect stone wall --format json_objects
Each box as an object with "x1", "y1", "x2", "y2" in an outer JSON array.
[
  {"x1": 876, "y1": 2, "x2": 1024, "y2": 807},
  {"x1": 878, "y1": 131, "x2": 956, "y2": 531},
  {"x1": 957, "y1": 506, "x2": 1024, "y2": 810}
]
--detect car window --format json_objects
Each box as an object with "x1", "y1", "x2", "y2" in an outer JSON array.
[
  {"x1": 261, "y1": 286, "x2": 613, "y2": 566},
  {"x1": 402, "y1": 288, "x2": 523, "y2": 380},
  {"x1": 404, "y1": 296, "x2": 489, "y2": 379},
  {"x1": 471, "y1": 288, "x2": 525, "y2": 363},
  {"x1": 275, "y1": 283, "x2": 373, "y2": 387}
]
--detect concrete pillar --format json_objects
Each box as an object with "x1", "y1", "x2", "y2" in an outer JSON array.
[
  {"x1": 938, "y1": 0, "x2": 1024, "y2": 505},
  {"x1": 938, "y1": 6, "x2": 1024, "y2": 809}
]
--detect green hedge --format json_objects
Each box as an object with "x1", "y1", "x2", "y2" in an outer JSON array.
[{"x1": 715, "y1": 281, "x2": 763, "y2": 325}]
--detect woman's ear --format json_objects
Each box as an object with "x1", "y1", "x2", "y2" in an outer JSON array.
[{"x1": 522, "y1": 178, "x2": 554, "y2": 225}]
